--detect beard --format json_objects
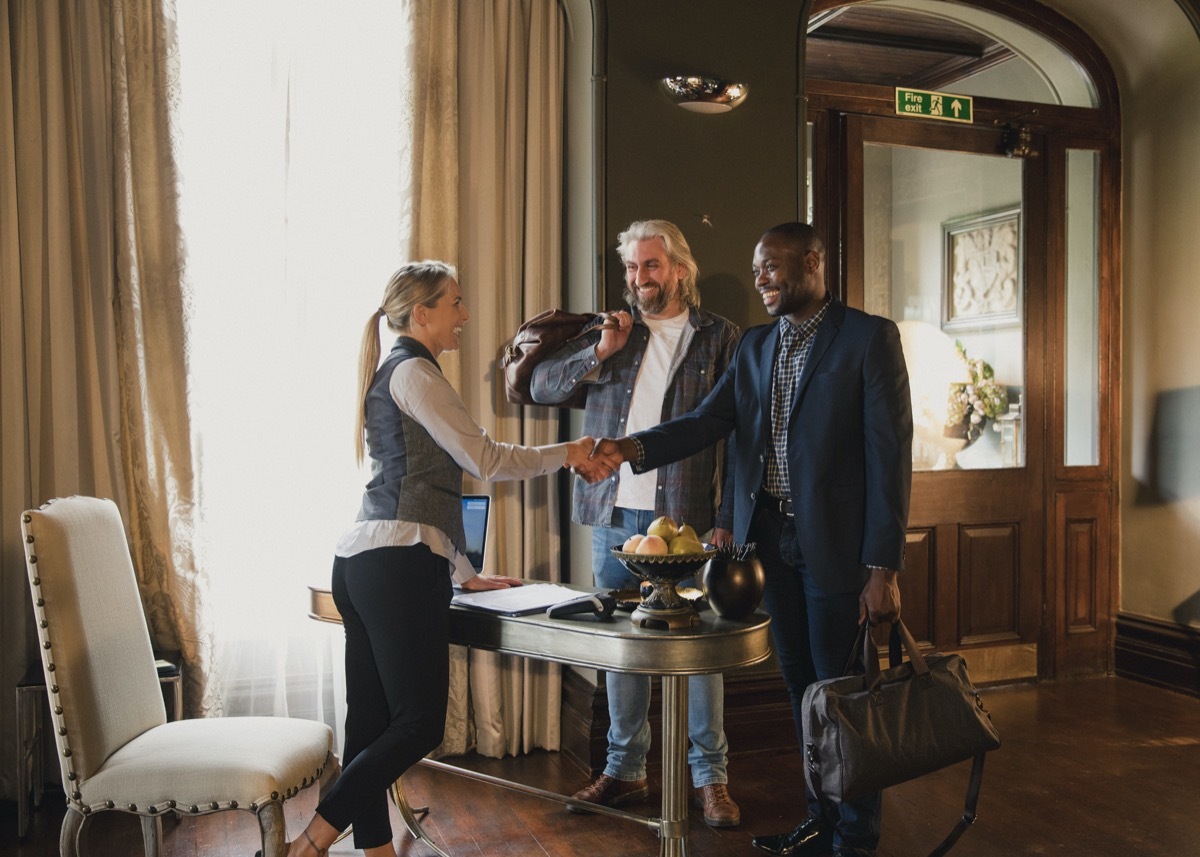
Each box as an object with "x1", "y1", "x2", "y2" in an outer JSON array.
[{"x1": 624, "y1": 282, "x2": 669, "y2": 316}]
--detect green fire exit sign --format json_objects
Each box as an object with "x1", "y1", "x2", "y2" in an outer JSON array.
[{"x1": 895, "y1": 88, "x2": 974, "y2": 124}]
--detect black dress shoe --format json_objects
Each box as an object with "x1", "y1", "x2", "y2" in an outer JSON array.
[{"x1": 752, "y1": 817, "x2": 833, "y2": 856}]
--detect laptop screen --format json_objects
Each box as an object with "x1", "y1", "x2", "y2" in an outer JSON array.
[{"x1": 461, "y1": 494, "x2": 490, "y2": 573}]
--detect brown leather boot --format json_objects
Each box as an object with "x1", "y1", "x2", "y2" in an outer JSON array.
[
  {"x1": 566, "y1": 773, "x2": 650, "y2": 813},
  {"x1": 693, "y1": 782, "x2": 741, "y2": 827}
]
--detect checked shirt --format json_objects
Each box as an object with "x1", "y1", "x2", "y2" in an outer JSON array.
[{"x1": 763, "y1": 296, "x2": 831, "y2": 499}]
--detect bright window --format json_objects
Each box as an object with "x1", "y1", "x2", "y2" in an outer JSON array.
[{"x1": 175, "y1": 1, "x2": 415, "y2": 724}]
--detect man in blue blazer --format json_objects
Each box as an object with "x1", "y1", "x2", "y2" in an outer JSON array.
[{"x1": 592, "y1": 222, "x2": 913, "y2": 857}]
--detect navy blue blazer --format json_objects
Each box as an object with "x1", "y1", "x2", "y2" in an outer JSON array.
[{"x1": 633, "y1": 297, "x2": 913, "y2": 595}]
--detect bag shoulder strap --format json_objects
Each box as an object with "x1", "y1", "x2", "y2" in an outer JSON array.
[{"x1": 926, "y1": 752, "x2": 987, "y2": 857}]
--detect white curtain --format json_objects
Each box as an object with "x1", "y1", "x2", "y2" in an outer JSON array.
[
  {"x1": 175, "y1": 0, "x2": 567, "y2": 759},
  {"x1": 174, "y1": 0, "x2": 416, "y2": 744}
]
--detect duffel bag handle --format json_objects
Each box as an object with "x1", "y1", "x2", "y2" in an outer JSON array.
[
  {"x1": 837, "y1": 619, "x2": 990, "y2": 857},
  {"x1": 857, "y1": 619, "x2": 931, "y2": 691}
]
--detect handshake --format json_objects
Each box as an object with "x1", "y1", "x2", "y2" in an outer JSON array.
[{"x1": 562, "y1": 437, "x2": 636, "y2": 484}]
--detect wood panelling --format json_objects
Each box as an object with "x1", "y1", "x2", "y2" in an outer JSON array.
[
  {"x1": 959, "y1": 523, "x2": 1021, "y2": 645},
  {"x1": 1054, "y1": 491, "x2": 1114, "y2": 676},
  {"x1": 1065, "y1": 515, "x2": 1099, "y2": 632},
  {"x1": 899, "y1": 528, "x2": 934, "y2": 645},
  {"x1": 560, "y1": 667, "x2": 609, "y2": 776}
]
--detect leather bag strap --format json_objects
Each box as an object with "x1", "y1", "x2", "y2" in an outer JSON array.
[
  {"x1": 567, "y1": 317, "x2": 619, "y2": 343},
  {"x1": 926, "y1": 751, "x2": 986, "y2": 857}
]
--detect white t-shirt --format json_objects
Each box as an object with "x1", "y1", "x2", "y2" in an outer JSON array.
[{"x1": 615, "y1": 312, "x2": 689, "y2": 510}]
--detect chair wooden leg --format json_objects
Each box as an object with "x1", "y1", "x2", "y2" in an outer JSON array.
[
  {"x1": 257, "y1": 802, "x2": 288, "y2": 857},
  {"x1": 140, "y1": 815, "x2": 163, "y2": 857},
  {"x1": 59, "y1": 806, "x2": 86, "y2": 857}
]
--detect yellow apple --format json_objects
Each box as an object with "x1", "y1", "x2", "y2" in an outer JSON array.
[
  {"x1": 622, "y1": 534, "x2": 644, "y2": 553},
  {"x1": 635, "y1": 534, "x2": 669, "y2": 555},
  {"x1": 646, "y1": 516, "x2": 678, "y2": 540}
]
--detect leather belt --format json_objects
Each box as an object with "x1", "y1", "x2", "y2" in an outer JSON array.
[{"x1": 761, "y1": 493, "x2": 794, "y2": 517}]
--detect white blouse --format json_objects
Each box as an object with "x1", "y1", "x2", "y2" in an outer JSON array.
[{"x1": 335, "y1": 357, "x2": 571, "y2": 583}]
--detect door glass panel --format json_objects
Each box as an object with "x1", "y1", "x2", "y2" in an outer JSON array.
[
  {"x1": 1064, "y1": 149, "x2": 1101, "y2": 466},
  {"x1": 805, "y1": 121, "x2": 815, "y2": 223},
  {"x1": 863, "y1": 144, "x2": 1025, "y2": 471}
]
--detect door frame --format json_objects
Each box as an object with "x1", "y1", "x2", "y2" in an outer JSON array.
[{"x1": 806, "y1": 78, "x2": 1121, "y2": 680}]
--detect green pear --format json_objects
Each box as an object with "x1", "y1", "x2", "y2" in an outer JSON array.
[
  {"x1": 669, "y1": 537, "x2": 705, "y2": 556},
  {"x1": 646, "y1": 516, "x2": 678, "y2": 540},
  {"x1": 676, "y1": 523, "x2": 699, "y2": 542}
]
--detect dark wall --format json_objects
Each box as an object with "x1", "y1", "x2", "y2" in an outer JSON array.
[{"x1": 601, "y1": 0, "x2": 804, "y2": 331}]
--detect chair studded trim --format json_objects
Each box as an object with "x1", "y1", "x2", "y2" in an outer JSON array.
[
  {"x1": 21, "y1": 497, "x2": 340, "y2": 857},
  {"x1": 21, "y1": 502, "x2": 82, "y2": 800}
]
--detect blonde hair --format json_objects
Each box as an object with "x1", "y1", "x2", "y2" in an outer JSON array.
[
  {"x1": 354, "y1": 261, "x2": 457, "y2": 464},
  {"x1": 616, "y1": 219, "x2": 701, "y2": 310}
]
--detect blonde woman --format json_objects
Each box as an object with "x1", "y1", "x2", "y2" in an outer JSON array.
[{"x1": 287, "y1": 262, "x2": 607, "y2": 857}]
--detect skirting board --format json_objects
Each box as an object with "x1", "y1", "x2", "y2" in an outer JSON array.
[{"x1": 1114, "y1": 613, "x2": 1200, "y2": 698}]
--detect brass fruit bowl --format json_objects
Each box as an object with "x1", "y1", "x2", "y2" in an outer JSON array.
[
  {"x1": 611, "y1": 545, "x2": 716, "y2": 629},
  {"x1": 609, "y1": 547, "x2": 715, "y2": 582}
]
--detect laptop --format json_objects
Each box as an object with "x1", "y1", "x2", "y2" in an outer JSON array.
[
  {"x1": 453, "y1": 494, "x2": 582, "y2": 615},
  {"x1": 462, "y1": 494, "x2": 490, "y2": 574}
]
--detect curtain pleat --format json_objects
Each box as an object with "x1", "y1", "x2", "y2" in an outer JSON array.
[
  {"x1": 456, "y1": 0, "x2": 566, "y2": 757},
  {"x1": 110, "y1": 0, "x2": 211, "y2": 715},
  {"x1": 406, "y1": 0, "x2": 566, "y2": 758},
  {"x1": 0, "y1": 0, "x2": 205, "y2": 799}
]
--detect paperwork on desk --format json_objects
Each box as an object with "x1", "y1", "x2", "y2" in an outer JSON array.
[{"x1": 451, "y1": 582, "x2": 582, "y2": 616}]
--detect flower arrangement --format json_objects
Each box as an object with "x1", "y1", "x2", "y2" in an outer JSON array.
[{"x1": 944, "y1": 341, "x2": 1008, "y2": 444}]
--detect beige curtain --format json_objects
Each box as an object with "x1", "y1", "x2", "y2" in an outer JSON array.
[
  {"x1": 408, "y1": 0, "x2": 567, "y2": 758},
  {"x1": 0, "y1": 0, "x2": 207, "y2": 798}
]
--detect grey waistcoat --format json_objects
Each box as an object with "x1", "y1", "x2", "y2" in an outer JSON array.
[{"x1": 356, "y1": 336, "x2": 466, "y2": 553}]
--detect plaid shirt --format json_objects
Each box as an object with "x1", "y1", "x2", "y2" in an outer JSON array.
[
  {"x1": 530, "y1": 306, "x2": 740, "y2": 531},
  {"x1": 763, "y1": 296, "x2": 831, "y2": 498}
]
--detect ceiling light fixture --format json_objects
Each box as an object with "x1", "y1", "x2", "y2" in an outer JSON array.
[{"x1": 660, "y1": 76, "x2": 749, "y2": 114}]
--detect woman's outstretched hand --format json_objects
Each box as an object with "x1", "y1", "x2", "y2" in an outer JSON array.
[
  {"x1": 588, "y1": 437, "x2": 633, "y2": 472},
  {"x1": 565, "y1": 436, "x2": 611, "y2": 484}
]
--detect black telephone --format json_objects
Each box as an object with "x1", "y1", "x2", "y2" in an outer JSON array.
[{"x1": 546, "y1": 592, "x2": 617, "y2": 621}]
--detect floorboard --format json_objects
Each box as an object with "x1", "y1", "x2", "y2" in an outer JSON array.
[{"x1": 3, "y1": 676, "x2": 1198, "y2": 856}]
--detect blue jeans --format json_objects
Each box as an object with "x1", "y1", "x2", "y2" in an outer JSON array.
[
  {"x1": 591, "y1": 507, "x2": 729, "y2": 786},
  {"x1": 750, "y1": 502, "x2": 882, "y2": 854}
]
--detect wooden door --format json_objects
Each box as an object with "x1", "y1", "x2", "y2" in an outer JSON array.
[{"x1": 838, "y1": 112, "x2": 1048, "y2": 681}]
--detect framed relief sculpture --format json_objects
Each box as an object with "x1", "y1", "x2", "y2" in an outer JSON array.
[{"x1": 942, "y1": 206, "x2": 1022, "y2": 331}]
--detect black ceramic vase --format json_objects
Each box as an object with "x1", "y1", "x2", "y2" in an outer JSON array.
[{"x1": 701, "y1": 545, "x2": 765, "y2": 620}]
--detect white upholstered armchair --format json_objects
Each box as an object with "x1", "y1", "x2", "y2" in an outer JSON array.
[{"x1": 20, "y1": 496, "x2": 339, "y2": 857}]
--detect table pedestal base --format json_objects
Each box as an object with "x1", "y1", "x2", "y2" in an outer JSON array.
[{"x1": 392, "y1": 676, "x2": 691, "y2": 857}]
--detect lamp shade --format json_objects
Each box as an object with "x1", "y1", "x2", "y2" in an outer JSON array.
[{"x1": 660, "y1": 76, "x2": 748, "y2": 113}]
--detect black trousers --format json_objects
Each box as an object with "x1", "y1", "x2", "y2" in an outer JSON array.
[
  {"x1": 315, "y1": 544, "x2": 453, "y2": 849},
  {"x1": 750, "y1": 501, "x2": 882, "y2": 854}
]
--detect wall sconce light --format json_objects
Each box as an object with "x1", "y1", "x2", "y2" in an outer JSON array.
[{"x1": 660, "y1": 76, "x2": 748, "y2": 114}]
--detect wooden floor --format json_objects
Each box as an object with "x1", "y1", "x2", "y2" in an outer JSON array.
[{"x1": 4, "y1": 676, "x2": 1198, "y2": 856}]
